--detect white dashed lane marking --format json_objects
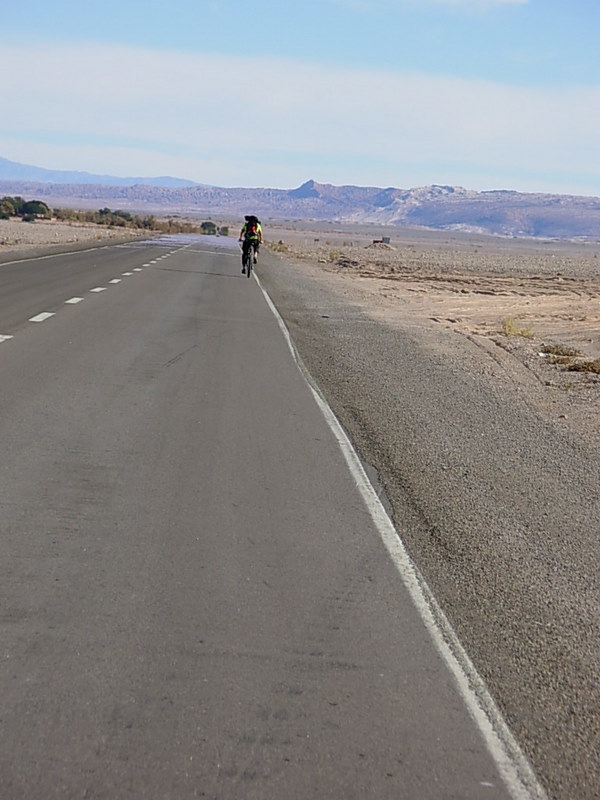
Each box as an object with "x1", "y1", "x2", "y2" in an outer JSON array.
[
  {"x1": 3, "y1": 255, "x2": 160, "y2": 345},
  {"x1": 29, "y1": 312, "x2": 55, "y2": 323}
]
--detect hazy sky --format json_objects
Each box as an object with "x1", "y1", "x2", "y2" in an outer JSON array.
[{"x1": 2, "y1": 0, "x2": 599, "y2": 195}]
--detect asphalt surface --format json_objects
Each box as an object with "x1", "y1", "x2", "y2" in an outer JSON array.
[
  {"x1": 258, "y1": 247, "x2": 600, "y2": 800},
  {"x1": 0, "y1": 235, "x2": 541, "y2": 798}
]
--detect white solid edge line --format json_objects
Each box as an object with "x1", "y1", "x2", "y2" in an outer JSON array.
[
  {"x1": 0, "y1": 245, "x2": 103, "y2": 267},
  {"x1": 255, "y1": 273, "x2": 548, "y2": 800}
]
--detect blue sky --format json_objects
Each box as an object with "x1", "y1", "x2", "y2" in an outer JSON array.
[{"x1": 2, "y1": 0, "x2": 599, "y2": 196}]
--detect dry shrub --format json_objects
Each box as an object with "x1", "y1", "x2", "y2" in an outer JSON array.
[
  {"x1": 269, "y1": 241, "x2": 290, "y2": 253},
  {"x1": 541, "y1": 344, "x2": 582, "y2": 358},
  {"x1": 502, "y1": 316, "x2": 534, "y2": 338},
  {"x1": 567, "y1": 359, "x2": 600, "y2": 374}
]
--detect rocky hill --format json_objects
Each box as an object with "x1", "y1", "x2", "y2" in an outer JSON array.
[{"x1": 1, "y1": 171, "x2": 599, "y2": 240}]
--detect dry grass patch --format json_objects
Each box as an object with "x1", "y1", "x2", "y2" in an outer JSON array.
[
  {"x1": 541, "y1": 344, "x2": 582, "y2": 357},
  {"x1": 538, "y1": 344, "x2": 600, "y2": 374},
  {"x1": 502, "y1": 316, "x2": 534, "y2": 338},
  {"x1": 540, "y1": 343, "x2": 583, "y2": 366},
  {"x1": 268, "y1": 240, "x2": 291, "y2": 253},
  {"x1": 567, "y1": 358, "x2": 600, "y2": 374}
]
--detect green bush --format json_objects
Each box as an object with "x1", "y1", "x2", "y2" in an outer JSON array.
[
  {"x1": 22, "y1": 200, "x2": 51, "y2": 218},
  {"x1": 200, "y1": 221, "x2": 217, "y2": 235},
  {"x1": 0, "y1": 196, "x2": 24, "y2": 216}
]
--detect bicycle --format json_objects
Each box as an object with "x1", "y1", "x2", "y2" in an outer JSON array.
[{"x1": 239, "y1": 240, "x2": 255, "y2": 278}]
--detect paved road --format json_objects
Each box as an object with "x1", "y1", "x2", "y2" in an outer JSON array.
[{"x1": 0, "y1": 235, "x2": 543, "y2": 798}]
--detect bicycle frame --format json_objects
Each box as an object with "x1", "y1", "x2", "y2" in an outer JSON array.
[{"x1": 240, "y1": 240, "x2": 254, "y2": 278}]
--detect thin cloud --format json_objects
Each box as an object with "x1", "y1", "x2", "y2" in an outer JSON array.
[{"x1": 0, "y1": 42, "x2": 596, "y2": 193}]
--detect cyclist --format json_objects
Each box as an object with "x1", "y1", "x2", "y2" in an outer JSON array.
[{"x1": 238, "y1": 215, "x2": 263, "y2": 273}]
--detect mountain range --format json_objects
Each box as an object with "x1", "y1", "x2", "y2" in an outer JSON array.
[
  {"x1": 1, "y1": 157, "x2": 599, "y2": 240},
  {"x1": 0, "y1": 156, "x2": 198, "y2": 188}
]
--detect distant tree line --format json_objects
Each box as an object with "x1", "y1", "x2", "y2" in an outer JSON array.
[
  {"x1": 0, "y1": 196, "x2": 52, "y2": 222},
  {"x1": 0, "y1": 196, "x2": 229, "y2": 236},
  {"x1": 53, "y1": 206, "x2": 159, "y2": 230}
]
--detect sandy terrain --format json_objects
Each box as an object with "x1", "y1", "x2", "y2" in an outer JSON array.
[
  {"x1": 266, "y1": 225, "x2": 600, "y2": 435},
  {"x1": 0, "y1": 218, "x2": 145, "y2": 257},
  {"x1": 269, "y1": 224, "x2": 600, "y2": 353}
]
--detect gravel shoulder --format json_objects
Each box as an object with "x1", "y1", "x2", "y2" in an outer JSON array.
[{"x1": 258, "y1": 229, "x2": 600, "y2": 800}]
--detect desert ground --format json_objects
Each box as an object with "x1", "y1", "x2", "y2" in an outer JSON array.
[
  {"x1": 267, "y1": 221, "x2": 600, "y2": 357},
  {"x1": 0, "y1": 217, "x2": 145, "y2": 256},
  {"x1": 265, "y1": 221, "x2": 600, "y2": 438}
]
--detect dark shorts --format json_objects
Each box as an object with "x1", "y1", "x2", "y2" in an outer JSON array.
[{"x1": 242, "y1": 238, "x2": 259, "y2": 258}]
